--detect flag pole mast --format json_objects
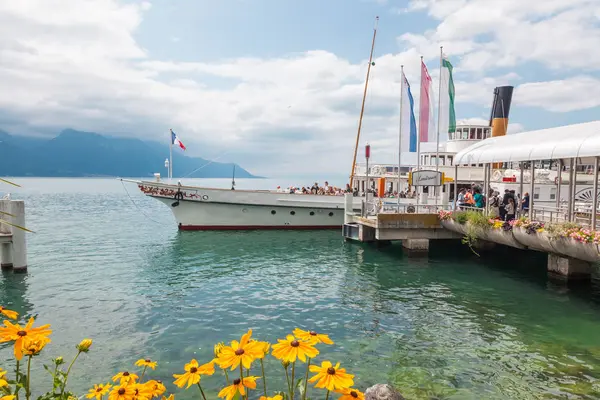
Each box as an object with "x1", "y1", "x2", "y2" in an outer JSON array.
[
  {"x1": 169, "y1": 129, "x2": 173, "y2": 182},
  {"x1": 416, "y1": 55, "x2": 423, "y2": 210},
  {"x1": 435, "y1": 46, "x2": 443, "y2": 205},
  {"x1": 397, "y1": 65, "x2": 405, "y2": 207},
  {"x1": 349, "y1": 16, "x2": 379, "y2": 189}
]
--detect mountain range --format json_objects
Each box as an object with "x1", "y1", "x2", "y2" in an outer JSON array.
[{"x1": 0, "y1": 129, "x2": 257, "y2": 178}]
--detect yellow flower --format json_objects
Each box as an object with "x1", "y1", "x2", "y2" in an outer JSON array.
[
  {"x1": 145, "y1": 380, "x2": 166, "y2": 397},
  {"x1": 250, "y1": 339, "x2": 271, "y2": 358},
  {"x1": 108, "y1": 385, "x2": 135, "y2": 400},
  {"x1": 77, "y1": 338, "x2": 93, "y2": 352},
  {"x1": 161, "y1": 395, "x2": 174, "y2": 400},
  {"x1": 216, "y1": 330, "x2": 264, "y2": 370},
  {"x1": 336, "y1": 388, "x2": 365, "y2": 400},
  {"x1": 173, "y1": 359, "x2": 214, "y2": 389},
  {"x1": 259, "y1": 396, "x2": 283, "y2": 400},
  {"x1": 86, "y1": 383, "x2": 112, "y2": 400},
  {"x1": 132, "y1": 383, "x2": 153, "y2": 400},
  {"x1": 292, "y1": 328, "x2": 334, "y2": 345},
  {"x1": 272, "y1": 335, "x2": 319, "y2": 363},
  {"x1": 23, "y1": 335, "x2": 51, "y2": 356},
  {"x1": 217, "y1": 377, "x2": 259, "y2": 400},
  {"x1": 309, "y1": 361, "x2": 354, "y2": 391},
  {"x1": 112, "y1": 372, "x2": 139, "y2": 385},
  {"x1": 1, "y1": 396, "x2": 16, "y2": 400},
  {"x1": 0, "y1": 306, "x2": 18, "y2": 320},
  {"x1": 0, "y1": 317, "x2": 52, "y2": 360},
  {"x1": 135, "y1": 359, "x2": 158, "y2": 370},
  {"x1": 0, "y1": 368, "x2": 7, "y2": 387},
  {"x1": 214, "y1": 342, "x2": 225, "y2": 357}
]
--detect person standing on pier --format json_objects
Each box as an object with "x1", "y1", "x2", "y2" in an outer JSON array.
[
  {"x1": 505, "y1": 197, "x2": 516, "y2": 221},
  {"x1": 521, "y1": 192, "x2": 530, "y2": 215}
]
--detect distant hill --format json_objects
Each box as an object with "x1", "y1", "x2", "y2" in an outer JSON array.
[{"x1": 0, "y1": 129, "x2": 257, "y2": 178}]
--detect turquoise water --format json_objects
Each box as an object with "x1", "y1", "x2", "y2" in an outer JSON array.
[{"x1": 2, "y1": 178, "x2": 600, "y2": 399}]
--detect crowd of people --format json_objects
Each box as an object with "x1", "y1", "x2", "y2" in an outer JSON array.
[
  {"x1": 456, "y1": 186, "x2": 530, "y2": 221},
  {"x1": 276, "y1": 182, "x2": 416, "y2": 198}
]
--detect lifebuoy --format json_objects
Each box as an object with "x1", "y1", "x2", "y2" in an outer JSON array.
[{"x1": 407, "y1": 205, "x2": 416, "y2": 213}]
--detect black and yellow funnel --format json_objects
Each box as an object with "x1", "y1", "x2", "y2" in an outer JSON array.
[{"x1": 489, "y1": 86, "x2": 514, "y2": 138}]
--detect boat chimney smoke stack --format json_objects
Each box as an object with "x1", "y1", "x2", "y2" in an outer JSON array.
[{"x1": 489, "y1": 86, "x2": 514, "y2": 138}]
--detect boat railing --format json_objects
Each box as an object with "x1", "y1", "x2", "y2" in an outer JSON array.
[{"x1": 363, "y1": 199, "x2": 446, "y2": 216}]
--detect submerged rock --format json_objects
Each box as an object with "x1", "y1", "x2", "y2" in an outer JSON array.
[{"x1": 365, "y1": 384, "x2": 405, "y2": 400}]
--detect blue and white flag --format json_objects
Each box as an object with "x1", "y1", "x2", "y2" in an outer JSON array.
[{"x1": 401, "y1": 71, "x2": 418, "y2": 153}]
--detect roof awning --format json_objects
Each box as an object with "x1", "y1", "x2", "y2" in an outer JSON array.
[{"x1": 453, "y1": 121, "x2": 600, "y2": 165}]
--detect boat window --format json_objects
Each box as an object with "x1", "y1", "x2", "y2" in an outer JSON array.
[
  {"x1": 463, "y1": 129, "x2": 468, "y2": 140},
  {"x1": 550, "y1": 187, "x2": 556, "y2": 200},
  {"x1": 485, "y1": 128, "x2": 491, "y2": 138},
  {"x1": 329, "y1": 212, "x2": 334, "y2": 217},
  {"x1": 310, "y1": 211, "x2": 315, "y2": 216},
  {"x1": 290, "y1": 211, "x2": 295, "y2": 215},
  {"x1": 448, "y1": 156, "x2": 453, "y2": 165},
  {"x1": 271, "y1": 210, "x2": 276, "y2": 215},
  {"x1": 470, "y1": 128, "x2": 476, "y2": 139},
  {"x1": 477, "y1": 128, "x2": 483, "y2": 139},
  {"x1": 440, "y1": 156, "x2": 445, "y2": 166},
  {"x1": 430, "y1": 156, "x2": 436, "y2": 166},
  {"x1": 534, "y1": 187, "x2": 540, "y2": 200}
]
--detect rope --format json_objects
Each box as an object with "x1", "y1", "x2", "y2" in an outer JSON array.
[
  {"x1": 120, "y1": 180, "x2": 164, "y2": 225},
  {"x1": 182, "y1": 150, "x2": 231, "y2": 178}
]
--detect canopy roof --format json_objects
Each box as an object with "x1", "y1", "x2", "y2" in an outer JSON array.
[{"x1": 453, "y1": 121, "x2": 600, "y2": 165}]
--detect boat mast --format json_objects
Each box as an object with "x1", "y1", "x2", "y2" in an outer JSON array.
[{"x1": 349, "y1": 16, "x2": 379, "y2": 188}]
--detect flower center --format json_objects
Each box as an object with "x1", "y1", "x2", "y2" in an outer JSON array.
[
  {"x1": 327, "y1": 367, "x2": 336, "y2": 375},
  {"x1": 235, "y1": 348, "x2": 245, "y2": 356},
  {"x1": 118, "y1": 389, "x2": 126, "y2": 395},
  {"x1": 351, "y1": 391, "x2": 358, "y2": 398},
  {"x1": 233, "y1": 379, "x2": 241, "y2": 385},
  {"x1": 96, "y1": 388, "x2": 102, "y2": 393},
  {"x1": 190, "y1": 367, "x2": 198, "y2": 373},
  {"x1": 145, "y1": 359, "x2": 151, "y2": 363},
  {"x1": 123, "y1": 372, "x2": 130, "y2": 377},
  {"x1": 17, "y1": 330, "x2": 27, "y2": 337},
  {"x1": 309, "y1": 331, "x2": 317, "y2": 336},
  {"x1": 291, "y1": 340, "x2": 300, "y2": 347}
]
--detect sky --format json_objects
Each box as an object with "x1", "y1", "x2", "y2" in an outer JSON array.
[{"x1": 1, "y1": 0, "x2": 599, "y2": 178}]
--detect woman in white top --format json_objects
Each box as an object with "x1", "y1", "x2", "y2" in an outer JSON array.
[{"x1": 505, "y1": 197, "x2": 516, "y2": 221}]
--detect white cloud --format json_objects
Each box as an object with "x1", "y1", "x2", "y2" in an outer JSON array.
[{"x1": 0, "y1": 0, "x2": 598, "y2": 177}]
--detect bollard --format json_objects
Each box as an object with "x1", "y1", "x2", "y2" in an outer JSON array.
[{"x1": 10, "y1": 201, "x2": 27, "y2": 272}]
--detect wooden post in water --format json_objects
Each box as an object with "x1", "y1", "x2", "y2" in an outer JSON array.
[{"x1": 0, "y1": 200, "x2": 28, "y2": 273}]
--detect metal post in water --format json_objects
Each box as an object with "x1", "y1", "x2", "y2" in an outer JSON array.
[
  {"x1": 529, "y1": 160, "x2": 535, "y2": 219},
  {"x1": 453, "y1": 164, "x2": 458, "y2": 211},
  {"x1": 592, "y1": 157, "x2": 599, "y2": 228},
  {"x1": 570, "y1": 158, "x2": 577, "y2": 222},
  {"x1": 9, "y1": 201, "x2": 27, "y2": 272},
  {"x1": 556, "y1": 159, "x2": 562, "y2": 212}
]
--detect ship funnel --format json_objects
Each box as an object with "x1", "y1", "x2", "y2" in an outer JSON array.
[{"x1": 489, "y1": 86, "x2": 514, "y2": 138}]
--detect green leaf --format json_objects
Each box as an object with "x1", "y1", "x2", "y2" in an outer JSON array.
[{"x1": 296, "y1": 378, "x2": 306, "y2": 398}]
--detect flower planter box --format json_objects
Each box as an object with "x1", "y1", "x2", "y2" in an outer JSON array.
[
  {"x1": 512, "y1": 227, "x2": 600, "y2": 263},
  {"x1": 440, "y1": 219, "x2": 525, "y2": 249}
]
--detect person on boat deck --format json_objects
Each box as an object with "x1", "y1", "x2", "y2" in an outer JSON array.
[
  {"x1": 521, "y1": 192, "x2": 530, "y2": 214},
  {"x1": 345, "y1": 183, "x2": 352, "y2": 193},
  {"x1": 489, "y1": 191, "x2": 501, "y2": 217},
  {"x1": 464, "y1": 189, "x2": 474, "y2": 207},
  {"x1": 324, "y1": 181, "x2": 330, "y2": 192},
  {"x1": 505, "y1": 197, "x2": 516, "y2": 221},
  {"x1": 473, "y1": 188, "x2": 484, "y2": 208},
  {"x1": 456, "y1": 188, "x2": 466, "y2": 209},
  {"x1": 311, "y1": 182, "x2": 319, "y2": 194}
]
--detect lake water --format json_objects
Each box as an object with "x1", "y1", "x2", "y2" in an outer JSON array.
[{"x1": 2, "y1": 178, "x2": 600, "y2": 399}]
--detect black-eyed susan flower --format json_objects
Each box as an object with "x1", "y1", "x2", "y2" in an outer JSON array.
[
  {"x1": 77, "y1": 339, "x2": 93, "y2": 352},
  {"x1": 1, "y1": 395, "x2": 15, "y2": 400},
  {"x1": 145, "y1": 380, "x2": 166, "y2": 397},
  {"x1": 161, "y1": 395, "x2": 174, "y2": 400},
  {"x1": 112, "y1": 371, "x2": 139, "y2": 385},
  {"x1": 217, "y1": 377, "x2": 259, "y2": 400},
  {"x1": 259, "y1": 396, "x2": 282, "y2": 400},
  {"x1": 132, "y1": 382, "x2": 153, "y2": 400},
  {"x1": 292, "y1": 328, "x2": 334, "y2": 345},
  {"x1": 309, "y1": 361, "x2": 354, "y2": 391},
  {"x1": 214, "y1": 342, "x2": 225, "y2": 358},
  {"x1": 0, "y1": 306, "x2": 18, "y2": 320},
  {"x1": 86, "y1": 383, "x2": 112, "y2": 400},
  {"x1": 173, "y1": 359, "x2": 214, "y2": 389},
  {"x1": 0, "y1": 317, "x2": 52, "y2": 360},
  {"x1": 23, "y1": 336, "x2": 51, "y2": 356},
  {"x1": 135, "y1": 359, "x2": 158, "y2": 370},
  {"x1": 336, "y1": 388, "x2": 364, "y2": 400},
  {"x1": 216, "y1": 330, "x2": 264, "y2": 370},
  {"x1": 108, "y1": 385, "x2": 135, "y2": 400},
  {"x1": 271, "y1": 335, "x2": 319, "y2": 363},
  {"x1": 0, "y1": 368, "x2": 7, "y2": 387}
]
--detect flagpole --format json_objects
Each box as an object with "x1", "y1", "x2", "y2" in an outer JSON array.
[
  {"x1": 416, "y1": 56, "x2": 423, "y2": 210},
  {"x1": 435, "y1": 46, "x2": 443, "y2": 205},
  {"x1": 398, "y1": 65, "x2": 405, "y2": 208},
  {"x1": 169, "y1": 129, "x2": 173, "y2": 182}
]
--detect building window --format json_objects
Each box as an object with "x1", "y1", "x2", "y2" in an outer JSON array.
[
  {"x1": 477, "y1": 128, "x2": 483, "y2": 139},
  {"x1": 470, "y1": 128, "x2": 476, "y2": 139},
  {"x1": 430, "y1": 156, "x2": 436, "y2": 166},
  {"x1": 485, "y1": 128, "x2": 491, "y2": 138},
  {"x1": 550, "y1": 188, "x2": 556, "y2": 200},
  {"x1": 534, "y1": 187, "x2": 540, "y2": 200},
  {"x1": 448, "y1": 156, "x2": 453, "y2": 165}
]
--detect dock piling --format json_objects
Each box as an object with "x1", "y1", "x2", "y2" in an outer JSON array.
[{"x1": 0, "y1": 199, "x2": 28, "y2": 273}]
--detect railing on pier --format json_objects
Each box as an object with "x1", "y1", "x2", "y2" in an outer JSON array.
[{"x1": 362, "y1": 199, "x2": 446, "y2": 216}]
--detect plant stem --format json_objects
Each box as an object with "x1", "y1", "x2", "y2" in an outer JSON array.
[
  {"x1": 196, "y1": 382, "x2": 207, "y2": 400},
  {"x1": 15, "y1": 360, "x2": 20, "y2": 400},
  {"x1": 325, "y1": 390, "x2": 330, "y2": 400},
  {"x1": 140, "y1": 366, "x2": 148, "y2": 382},
  {"x1": 59, "y1": 351, "x2": 81, "y2": 398},
  {"x1": 239, "y1": 364, "x2": 246, "y2": 400},
  {"x1": 284, "y1": 365, "x2": 292, "y2": 399},
  {"x1": 51, "y1": 363, "x2": 59, "y2": 394},
  {"x1": 26, "y1": 356, "x2": 32, "y2": 400},
  {"x1": 224, "y1": 368, "x2": 230, "y2": 385},
  {"x1": 259, "y1": 358, "x2": 267, "y2": 397},
  {"x1": 290, "y1": 362, "x2": 296, "y2": 400},
  {"x1": 302, "y1": 358, "x2": 311, "y2": 400}
]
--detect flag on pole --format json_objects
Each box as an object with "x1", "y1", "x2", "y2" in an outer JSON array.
[
  {"x1": 439, "y1": 55, "x2": 456, "y2": 135},
  {"x1": 419, "y1": 60, "x2": 436, "y2": 143},
  {"x1": 170, "y1": 129, "x2": 186, "y2": 151},
  {"x1": 401, "y1": 71, "x2": 418, "y2": 152}
]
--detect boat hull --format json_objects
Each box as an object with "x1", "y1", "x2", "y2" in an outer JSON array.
[{"x1": 137, "y1": 181, "x2": 367, "y2": 230}]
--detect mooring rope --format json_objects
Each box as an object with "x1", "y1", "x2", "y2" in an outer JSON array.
[
  {"x1": 120, "y1": 179, "x2": 165, "y2": 225},
  {"x1": 182, "y1": 150, "x2": 231, "y2": 178}
]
